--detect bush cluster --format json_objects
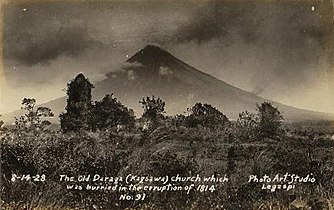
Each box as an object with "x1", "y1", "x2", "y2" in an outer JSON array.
[{"x1": 1, "y1": 73, "x2": 333, "y2": 210}]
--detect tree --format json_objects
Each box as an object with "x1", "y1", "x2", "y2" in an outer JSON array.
[
  {"x1": 93, "y1": 94, "x2": 135, "y2": 131},
  {"x1": 236, "y1": 111, "x2": 258, "y2": 140},
  {"x1": 256, "y1": 102, "x2": 283, "y2": 138},
  {"x1": 185, "y1": 103, "x2": 230, "y2": 128},
  {"x1": 60, "y1": 73, "x2": 94, "y2": 133},
  {"x1": 14, "y1": 98, "x2": 54, "y2": 130},
  {"x1": 170, "y1": 114, "x2": 186, "y2": 127},
  {"x1": 139, "y1": 96, "x2": 165, "y2": 129},
  {"x1": 0, "y1": 114, "x2": 4, "y2": 131}
]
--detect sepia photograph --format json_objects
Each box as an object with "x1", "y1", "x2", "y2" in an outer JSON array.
[{"x1": 0, "y1": 0, "x2": 334, "y2": 209}]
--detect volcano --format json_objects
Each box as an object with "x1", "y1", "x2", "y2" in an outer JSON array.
[{"x1": 3, "y1": 45, "x2": 334, "y2": 123}]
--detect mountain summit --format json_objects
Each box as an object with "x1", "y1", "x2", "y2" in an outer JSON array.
[
  {"x1": 125, "y1": 44, "x2": 192, "y2": 77},
  {"x1": 3, "y1": 45, "x2": 333, "y2": 123},
  {"x1": 127, "y1": 44, "x2": 173, "y2": 65}
]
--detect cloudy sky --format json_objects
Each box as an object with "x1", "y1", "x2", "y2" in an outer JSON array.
[{"x1": 1, "y1": 0, "x2": 334, "y2": 114}]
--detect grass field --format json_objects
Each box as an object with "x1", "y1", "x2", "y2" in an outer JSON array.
[{"x1": 1, "y1": 119, "x2": 334, "y2": 210}]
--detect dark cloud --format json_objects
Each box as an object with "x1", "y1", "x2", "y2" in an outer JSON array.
[
  {"x1": 173, "y1": 4, "x2": 226, "y2": 43},
  {"x1": 170, "y1": 0, "x2": 333, "y2": 87},
  {"x1": 170, "y1": 1, "x2": 262, "y2": 44},
  {"x1": 2, "y1": 0, "x2": 333, "y2": 114},
  {"x1": 5, "y1": 25, "x2": 102, "y2": 66},
  {"x1": 3, "y1": 3, "x2": 107, "y2": 66},
  {"x1": 172, "y1": 0, "x2": 332, "y2": 46}
]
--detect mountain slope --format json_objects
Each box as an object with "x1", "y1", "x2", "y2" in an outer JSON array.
[{"x1": 3, "y1": 45, "x2": 333, "y2": 123}]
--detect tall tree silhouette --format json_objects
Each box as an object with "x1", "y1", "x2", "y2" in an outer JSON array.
[
  {"x1": 60, "y1": 73, "x2": 94, "y2": 133},
  {"x1": 139, "y1": 96, "x2": 165, "y2": 129},
  {"x1": 256, "y1": 102, "x2": 283, "y2": 138},
  {"x1": 14, "y1": 98, "x2": 54, "y2": 131}
]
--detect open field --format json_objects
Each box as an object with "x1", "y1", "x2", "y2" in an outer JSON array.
[{"x1": 1, "y1": 120, "x2": 334, "y2": 210}]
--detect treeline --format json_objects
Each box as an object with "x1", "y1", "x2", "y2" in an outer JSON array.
[
  {"x1": 1, "y1": 74, "x2": 333, "y2": 210},
  {"x1": 2, "y1": 73, "x2": 284, "y2": 140}
]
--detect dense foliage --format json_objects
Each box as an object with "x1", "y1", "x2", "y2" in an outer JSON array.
[
  {"x1": 185, "y1": 103, "x2": 230, "y2": 128},
  {"x1": 93, "y1": 94, "x2": 135, "y2": 131},
  {"x1": 256, "y1": 102, "x2": 284, "y2": 138},
  {"x1": 1, "y1": 74, "x2": 333, "y2": 210},
  {"x1": 60, "y1": 74, "x2": 136, "y2": 133},
  {"x1": 139, "y1": 96, "x2": 166, "y2": 130},
  {"x1": 59, "y1": 73, "x2": 94, "y2": 133}
]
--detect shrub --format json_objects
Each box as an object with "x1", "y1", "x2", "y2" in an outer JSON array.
[
  {"x1": 93, "y1": 94, "x2": 135, "y2": 131},
  {"x1": 139, "y1": 96, "x2": 166, "y2": 130},
  {"x1": 256, "y1": 102, "x2": 283, "y2": 138},
  {"x1": 236, "y1": 111, "x2": 258, "y2": 141},
  {"x1": 185, "y1": 103, "x2": 230, "y2": 128}
]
